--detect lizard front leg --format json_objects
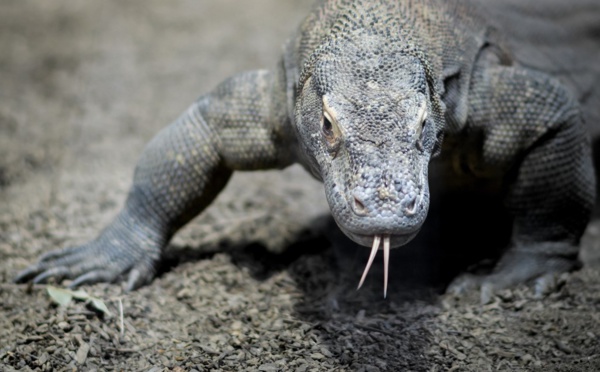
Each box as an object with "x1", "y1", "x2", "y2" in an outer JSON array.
[
  {"x1": 15, "y1": 69, "x2": 294, "y2": 290},
  {"x1": 448, "y1": 63, "x2": 595, "y2": 302}
]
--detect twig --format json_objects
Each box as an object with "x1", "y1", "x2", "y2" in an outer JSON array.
[{"x1": 118, "y1": 298, "x2": 124, "y2": 338}]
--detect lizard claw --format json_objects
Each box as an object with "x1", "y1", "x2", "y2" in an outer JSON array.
[
  {"x1": 13, "y1": 264, "x2": 42, "y2": 284},
  {"x1": 125, "y1": 259, "x2": 157, "y2": 292},
  {"x1": 532, "y1": 272, "x2": 561, "y2": 299}
]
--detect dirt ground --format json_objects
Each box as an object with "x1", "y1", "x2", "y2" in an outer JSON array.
[{"x1": 1, "y1": 1, "x2": 599, "y2": 371}]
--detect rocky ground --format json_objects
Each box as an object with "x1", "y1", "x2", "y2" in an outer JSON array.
[{"x1": 1, "y1": 1, "x2": 599, "y2": 371}]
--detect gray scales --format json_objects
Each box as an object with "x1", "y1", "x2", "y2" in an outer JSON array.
[{"x1": 15, "y1": 0, "x2": 599, "y2": 303}]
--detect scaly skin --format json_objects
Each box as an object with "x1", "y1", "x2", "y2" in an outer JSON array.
[{"x1": 15, "y1": 0, "x2": 595, "y2": 302}]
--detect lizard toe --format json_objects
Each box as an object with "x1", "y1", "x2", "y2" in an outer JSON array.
[
  {"x1": 15, "y1": 245, "x2": 96, "y2": 285},
  {"x1": 13, "y1": 263, "x2": 45, "y2": 284},
  {"x1": 68, "y1": 270, "x2": 120, "y2": 288},
  {"x1": 32, "y1": 266, "x2": 72, "y2": 284},
  {"x1": 38, "y1": 246, "x2": 80, "y2": 263},
  {"x1": 533, "y1": 272, "x2": 562, "y2": 299},
  {"x1": 14, "y1": 247, "x2": 80, "y2": 283},
  {"x1": 446, "y1": 273, "x2": 483, "y2": 296}
]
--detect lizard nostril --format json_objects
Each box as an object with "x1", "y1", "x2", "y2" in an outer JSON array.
[
  {"x1": 404, "y1": 195, "x2": 418, "y2": 215},
  {"x1": 352, "y1": 195, "x2": 368, "y2": 216}
]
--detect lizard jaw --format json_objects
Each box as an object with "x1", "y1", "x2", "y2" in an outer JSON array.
[
  {"x1": 357, "y1": 234, "x2": 391, "y2": 298},
  {"x1": 345, "y1": 229, "x2": 420, "y2": 248}
]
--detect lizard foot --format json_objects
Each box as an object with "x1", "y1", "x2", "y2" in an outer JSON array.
[
  {"x1": 14, "y1": 215, "x2": 163, "y2": 291},
  {"x1": 446, "y1": 245, "x2": 580, "y2": 304}
]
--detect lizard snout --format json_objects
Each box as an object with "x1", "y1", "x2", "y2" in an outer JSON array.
[{"x1": 350, "y1": 183, "x2": 421, "y2": 218}]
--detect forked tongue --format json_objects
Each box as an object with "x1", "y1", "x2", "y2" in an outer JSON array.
[{"x1": 356, "y1": 234, "x2": 390, "y2": 298}]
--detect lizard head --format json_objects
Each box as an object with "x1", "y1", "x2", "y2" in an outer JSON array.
[{"x1": 293, "y1": 34, "x2": 444, "y2": 292}]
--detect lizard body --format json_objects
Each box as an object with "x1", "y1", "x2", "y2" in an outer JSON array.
[{"x1": 16, "y1": 0, "x2": 596, "y2": 301}]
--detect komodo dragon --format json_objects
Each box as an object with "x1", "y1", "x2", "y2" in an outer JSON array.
[{"x1": 15, "y1": 0, "x2": 597, "y2": 302}]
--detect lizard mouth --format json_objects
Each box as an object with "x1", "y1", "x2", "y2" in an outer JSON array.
[{"x1": 348, "y1": 230, "x2": 419, "y2": 248}]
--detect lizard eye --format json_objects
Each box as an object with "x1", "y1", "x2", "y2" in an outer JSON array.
[
  {"x1": 322, "y1": 116, "x2": 334, "y2": 140},
  {"x1": 321, "y1": 97, "x2": 341, "y2": 154},
  {"x1": 416, "y1": 113, "x2": 428, "y2": 151},
  {"x1": 321, "y1": 110, "x2": 339, "y2": 145},
  {"x1": 321, "y1": 110, "x2": 341, "y2": 156},
  {"x1": 415, "y1": 103, "x2": 428, "y2": 151}
]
